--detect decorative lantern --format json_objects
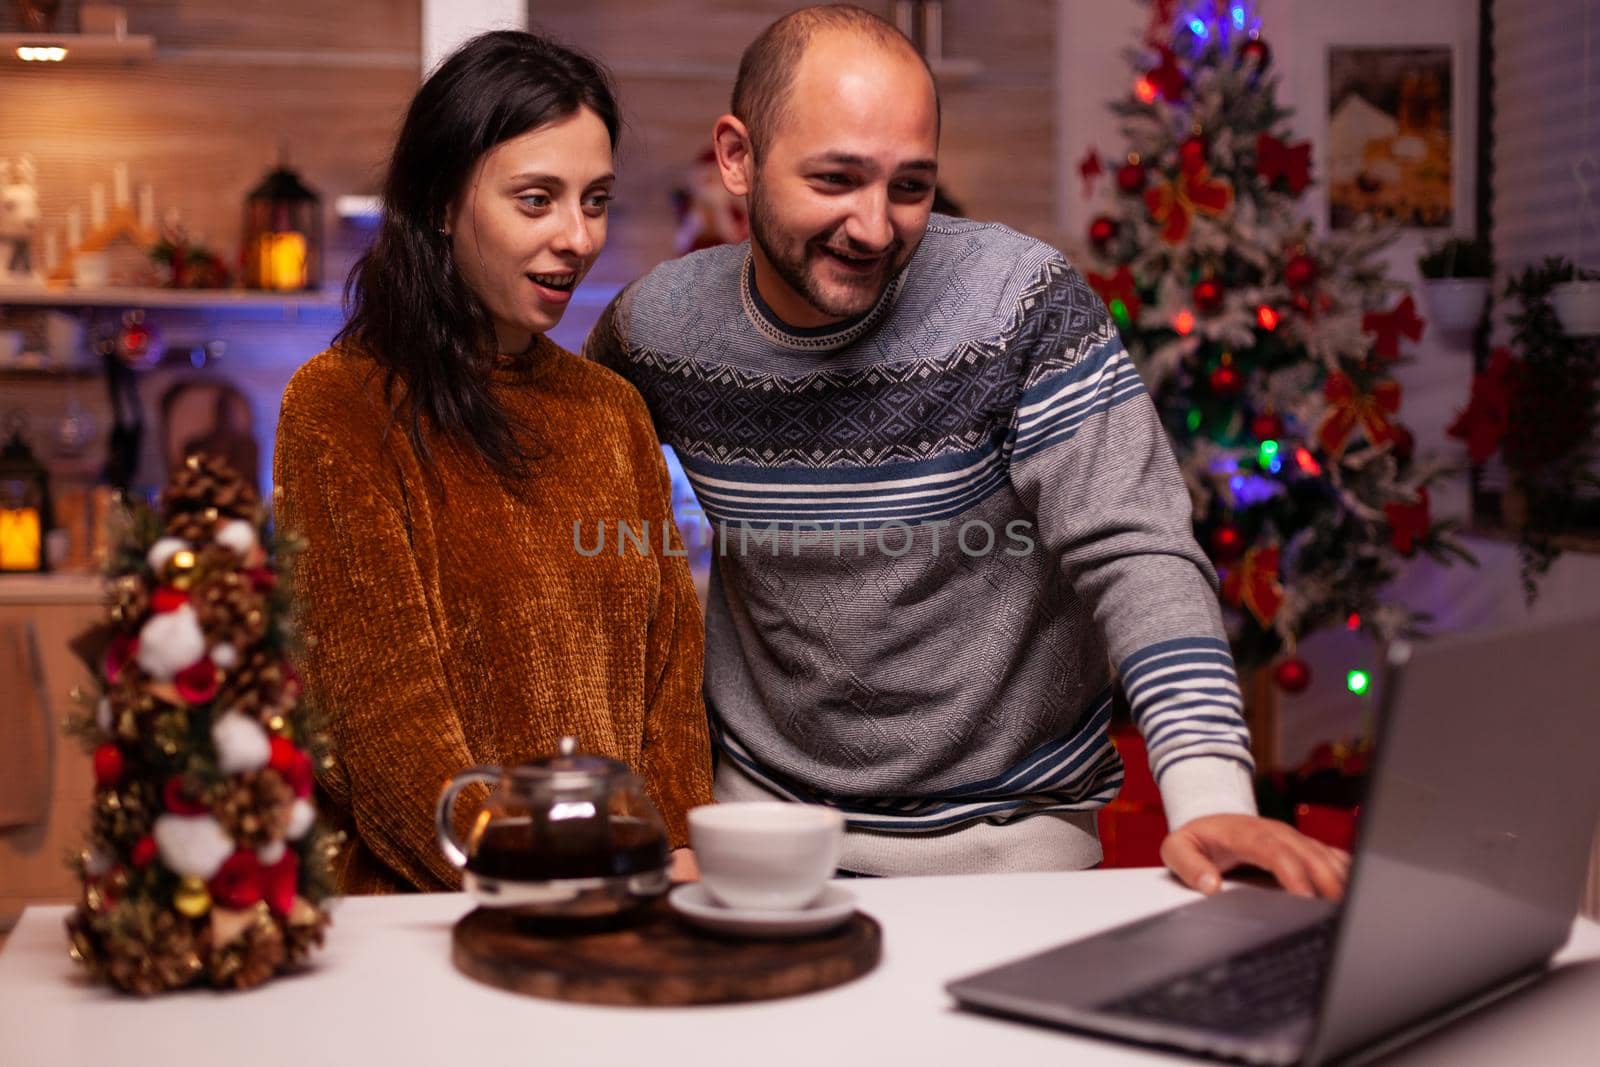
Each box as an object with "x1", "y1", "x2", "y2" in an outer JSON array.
[
  {"x1": 242, "y1": 161, "x2": 321, "y2": 292},
  {"x1": 0, "y1": 428, "x2": 52, "y2": 573}
]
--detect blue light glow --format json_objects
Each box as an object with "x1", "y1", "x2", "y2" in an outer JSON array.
[
  {"x1": 1233, "y1": 6, "x2": 1246, "y2": 28},
  {"x1": 1189, "y1": 18, "x2": 1209, "y2": 37}
]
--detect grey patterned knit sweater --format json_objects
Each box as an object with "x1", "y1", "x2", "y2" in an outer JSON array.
[{"x1": 586, "y1": 215, "x2": 1257, "y2": 874}]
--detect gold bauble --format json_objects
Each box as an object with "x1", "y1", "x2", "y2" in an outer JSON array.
[{"x1": 173, "y1": 877, "x2": 211, "y2": 918}]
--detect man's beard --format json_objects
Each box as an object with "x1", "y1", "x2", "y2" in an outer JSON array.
[{"x1": 747, "y1": 178, "x2": 901, "y2": 322}]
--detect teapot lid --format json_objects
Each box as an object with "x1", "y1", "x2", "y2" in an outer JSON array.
[{"x1": 511, "y1": 736, "x2": 632, "y2": 790}]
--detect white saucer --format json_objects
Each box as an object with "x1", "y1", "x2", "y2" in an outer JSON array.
[{"x1": 668, "y1": 883, "x2": 856, "y2": 938}]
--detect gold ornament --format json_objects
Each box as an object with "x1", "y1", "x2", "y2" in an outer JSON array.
[{"x1": 174, "y1": 877, "x2": 211, "y2": 918}]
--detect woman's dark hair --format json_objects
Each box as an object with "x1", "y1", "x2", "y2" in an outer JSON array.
[{"x1": 337, "y1": 30, "x2": 621, "y2": 479}]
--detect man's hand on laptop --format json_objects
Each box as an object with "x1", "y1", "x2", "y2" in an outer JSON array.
[{"x1": 1160, "y1": 814, "x2": 1350, "y2": 900}]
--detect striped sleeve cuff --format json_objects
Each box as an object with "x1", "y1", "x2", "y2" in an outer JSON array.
[
  {"x1": 1119, "y1": 636, "x2": 1255, "y2": 800},
  {"x1": 1157, "y1": 756, "x2": 1259, "y2": 828}
]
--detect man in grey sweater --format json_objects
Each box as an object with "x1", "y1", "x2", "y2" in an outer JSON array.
[{"x1": 587, "y1": 4, "x2": 1346, "y2": 897}]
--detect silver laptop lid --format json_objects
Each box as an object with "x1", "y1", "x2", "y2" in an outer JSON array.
[{"x1": 1304, "y1": 618, "x2": 1600, "y2": 1064}]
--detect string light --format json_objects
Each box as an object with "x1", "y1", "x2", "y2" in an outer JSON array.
[
  {"x1": 1346, "y1": 669, "x2": 1371, "y2": 696},
  {"x1": 1186, "y1": 409, "x2": 1203, "y2": 432},
  {"x1": 1294, "y1": 447, "x2": 1322, "y2": 476},
  {"x1": 1174, "y1": 309, "x2": 1197, "y2": 335},
  {"x1": 1257, "y1": 439, "x2": 1280, "y2": 471},
  {"x1": 17, "y1": 46, "x2": 68, "y2": 61},
  {"x1": 1346, "y1": 612, "x2": 1362, "y2": 631},
  {"x1": 1256, "y1": 305, "x2": 1280, "y2": 331},
  {"x1": 1109, "y1": 298, "x2": 1131, "y2": 326},
  {"x1": 1134, "y1": 76, "x2": 1158, "y2": 104}
]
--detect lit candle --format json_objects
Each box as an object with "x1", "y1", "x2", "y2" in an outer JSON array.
[
  {"x1": 138, "y1": 184, "x2": 154, "y2": 230},
  {"x1": 259, "y1": 231, "x2": 308, "y2": 290},
  {"x1": 90, "y1": 184, "x2": 106, "y2": 227},
  {"x1": 112, "y1": 162, "x2": 130, "y2": 207},
  {"x1": 0, "y1": 509, "x2": 42, "y2": 572},
  {"x1": 67, "y1": 206, "x2": 82, "y2": 249}
]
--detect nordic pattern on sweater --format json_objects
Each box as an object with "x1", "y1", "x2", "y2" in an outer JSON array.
[{"x1": 587, "y1": 214, "x2": 1254, "y2": 833}]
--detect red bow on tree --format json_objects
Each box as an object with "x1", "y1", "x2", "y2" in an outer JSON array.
[
  {"x1": 1143, "y1": 0, "x2": 1181, "y2": 49},
  {"x1": 1222, "y1": 544, "x2": 1285, "y2": 627},
  {"x1": 1148, "y1": 46, "x2": 1188, "y2": 101},
  {"x1": 1446, "y1": 346, "x2": 1518, "y2": 463},
  {"x1": 1384, "y1": 487, "x2": 1432, "y2": 555},
  {"x1": 1317, "y1": 371, "x2": 1403, "y2": 457},
  {"x1": 1145, "y1": 157, "x2": 1234, "y2": 244},
  {"x1": 1362, "y1": 295, "x2": 1426, "y2": 361},
  {"x1": 1256, "y1": 133, "x2": 1313, "y2": 196},
  {"x1": 1079, "y1": 148, "x2": 1103, "y2": 198},
  {"x1": 1086, "y1": 265, "x2": 1142, "y2": 324}
]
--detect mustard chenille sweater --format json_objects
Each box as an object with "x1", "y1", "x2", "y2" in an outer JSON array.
[{"x1": 273, "y1": 339, "x2": 713, "y2": 894}]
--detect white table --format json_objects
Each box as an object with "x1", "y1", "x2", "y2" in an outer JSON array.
[{"x1": 3, "y1": 869, "x2": 1598, "y2": 1066}]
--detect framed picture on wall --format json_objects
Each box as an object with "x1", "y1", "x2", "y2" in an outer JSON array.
[{"x1": 1326, "y1": 46, "x2": 1456, "y2": 230}]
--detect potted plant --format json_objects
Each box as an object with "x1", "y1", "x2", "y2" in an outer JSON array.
[
  {"x1": 1550, "y1": 262, "x2": 1600, "y2": 336},
  {"x1": 1417, "y1": 237, "x2": 1494, "y2": 333}
]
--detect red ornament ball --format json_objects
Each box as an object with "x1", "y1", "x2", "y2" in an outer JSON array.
[
  {"x1": 1284, "y1": 254, "x2": 1319, "y2": 290},
  {"x1": 1209, "y1": 523, "x2": 1246, "y2": 562},
  {"x1": 1240, "y1": 38, "x2": 1272, "y2": 70},
  {"x1": 1115, "y1": 162, "x2": 1147, "y2": 194},
  {"x1": 131, "y1": 835, "x2": 158, "y2": 868},
  {"x1": 1208, "y1": 363, "x2": 1244, "y2": 398},
  {"x1": 92, "y1": 743, "x2": 125, "y2": 789},
  {"x1": 150, "y1": 586, "x2": 190, "y2": 615},
  {"x1": 1251, "y1": 412, "x2": 1285, "y2": 440},
  {"x1": 1194, "y1": 278, "x2": 1226, "y2": 315},
  {"x1": 1274, "y1": 657, "x2": 1312, "y2": 694},
  {"x1": 1179, "y1": 137, "x2": 1209, "y2": 172},
  {"x1": 208, "y1": 850, "x2": 264, "y2": 910},
  {"x1": 1088, "y1": 215, "x2": 1119, "y2": 249}
]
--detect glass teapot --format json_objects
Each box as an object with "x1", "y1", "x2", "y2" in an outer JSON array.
[{"x1": 435, "y1": 737, "x2": 670, "y2": 919}]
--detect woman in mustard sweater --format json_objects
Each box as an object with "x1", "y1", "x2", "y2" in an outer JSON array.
[{"x1": 274, "y1": 32, "x2": 712, "y2": 893}]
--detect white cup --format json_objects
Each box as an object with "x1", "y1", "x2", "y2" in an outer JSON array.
[{"x1": 689, "y1": 802, "x2": 844, "y2": 912}]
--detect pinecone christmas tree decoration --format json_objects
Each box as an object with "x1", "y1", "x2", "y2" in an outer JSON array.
[
  {"x1": 212, "y1": 770, "x2": 294, "y2": 849},
  {"x1": 160, "y1": 454, "x2": 260, "y2": 542},
  {"x1": 65, "y1": 452, "x2": 334, "y2": 995}
]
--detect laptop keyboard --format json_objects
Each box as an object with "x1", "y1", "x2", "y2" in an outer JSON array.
[{"x1": 1100, "y1": 918, "x2": 1337, "y2": 1035}]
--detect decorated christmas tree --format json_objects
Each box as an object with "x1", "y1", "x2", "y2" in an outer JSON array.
[
  {"x1": 65, "y1": 455, "x2": 335, "y2": 994},
  {"x1": 1082, "y1": 0, "x2": 1470, "y2": 696}
]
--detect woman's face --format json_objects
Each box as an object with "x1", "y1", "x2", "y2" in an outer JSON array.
[{"x1": 446, "y1": 107, "x2": 614, "y2": 353}]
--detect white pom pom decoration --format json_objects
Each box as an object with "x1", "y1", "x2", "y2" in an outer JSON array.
[
  {"x1": 214, "y1": 519, "x2": 259, "y2": 558},
  {"x1": 135, "y1": 603, "x2": 207, "y2": 681},
  {"x1": 211, "y1": 642, "x2": 240, "y2": 670},
  {"x1": 153, "y1": 814, "x2": 235, "y2": 880},
  {"x1": 286, "y1": 797, "x2": 316, "y2": 840},
  {"x1": 145, "y1": 537, "x2": 190, "y2": 575},
  {"x1": 257, "y1": 840, "x2": 287, "y2": 866},
  {"x1": 211, "y1": 711, "x2": 271, "y2": 774}
]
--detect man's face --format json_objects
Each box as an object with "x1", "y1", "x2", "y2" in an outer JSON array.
[{"x1": 743, "y1": 36, "x2": 939, "y2": 327}]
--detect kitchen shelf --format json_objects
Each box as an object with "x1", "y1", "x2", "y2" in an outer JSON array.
[
  {"x1": 2, "y1": 33, "x2": 154, "y2": 62},
  {"x1": 0, "y1": 287, "x2": 343, "y2": 312}
]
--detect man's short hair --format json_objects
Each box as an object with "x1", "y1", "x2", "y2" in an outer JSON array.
[{"x1": 731, "y1": 4, "x2": 938, "y2": 158}]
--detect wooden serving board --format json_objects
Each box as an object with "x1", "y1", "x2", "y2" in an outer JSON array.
[{"x1": 451, "y1": 899, "x2": 881, "y2": 1006}]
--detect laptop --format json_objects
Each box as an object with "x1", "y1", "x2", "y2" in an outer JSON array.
[{"x1": 946, "y1": 618, "x2": 1600, "y2": 1065}]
